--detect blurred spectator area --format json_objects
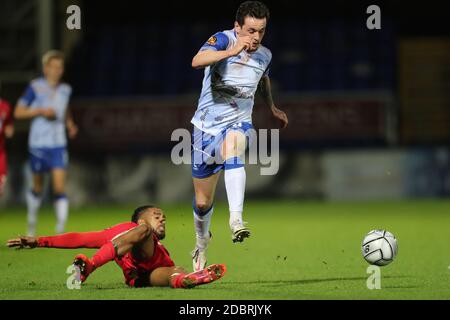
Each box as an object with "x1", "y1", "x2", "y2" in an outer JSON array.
[
  {"x1": 1, "y1": 0, "x2": 450, "y2": 206},
  {"x1": 66, "y1": 18, "x2": 396, "y2": 95},
  {"x1": 1, "y1": 0, "x2": 450, "y2": 149}
]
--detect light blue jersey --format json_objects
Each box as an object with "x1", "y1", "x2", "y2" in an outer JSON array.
[
  {"x1": 191, "y1": 29, "x2": 272, "y2": 136},
  {"x1": 18, "y1": 77, "x2": 72, "y2": 149}
]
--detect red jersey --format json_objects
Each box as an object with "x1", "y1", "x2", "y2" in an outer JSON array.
[
  {"x1": 0, "y1": 99, "x2": 13, "y2": 152},
  {"x1": 37, "y1": 221, "x2": 175, "y2": 287},
  {"x1": 115, "y1": 233, "x2": 175, "y2": 287},
  {"x1": 110, "y1": 223, "x2": 175, "y2": 287}
]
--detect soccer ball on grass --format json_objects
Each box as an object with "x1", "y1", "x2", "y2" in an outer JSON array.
[{"x1": 361, "y1": 230, "x2": 398, "y2": 266}]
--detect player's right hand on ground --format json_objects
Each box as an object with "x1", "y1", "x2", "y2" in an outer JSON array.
[
  {"x1": 230, "y1": 35, "x2": 252, "y2": 56},
  {"x1": 6, "y1": 236, "x2": 38, "y2": 249}
]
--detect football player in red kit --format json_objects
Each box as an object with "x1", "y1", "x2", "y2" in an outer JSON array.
[
  {"x1": 0, "y1": 97, "x2": 14, "y2": 196},
  {"x1": 7, "y1": 205, "x2": 226, "y2": 289}
]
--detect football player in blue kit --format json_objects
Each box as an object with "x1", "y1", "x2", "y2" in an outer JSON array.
[
  {"x1": 14, "y1": 50, "x2": 78, "y2": 236},
  {"x1": 190, "y1": 1, "x2": 288, "y2": 271}
]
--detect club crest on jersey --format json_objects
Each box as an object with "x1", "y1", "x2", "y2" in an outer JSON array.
[{"x1": 207, "y1": 36, "x2": 218, "y2": 45}]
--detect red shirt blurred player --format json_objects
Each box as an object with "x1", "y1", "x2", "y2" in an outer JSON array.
[
  {"x1": 0, "y1": 97, "x2": 14, "y2": 196},
  {"x1": 7, "y1": 205, "x2": 226, "y2": 289}
]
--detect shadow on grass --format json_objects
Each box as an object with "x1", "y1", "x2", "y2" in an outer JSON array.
[{"x1": 223, "y1": 275, "x2": 411, "y2": 287}]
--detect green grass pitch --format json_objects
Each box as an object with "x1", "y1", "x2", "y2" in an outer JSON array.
[{"x1": 1, "y1": 200, "x2": 449, "y2": 300}]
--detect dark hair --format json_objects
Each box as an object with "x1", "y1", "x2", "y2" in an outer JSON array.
[
  {"x1": 236, "y1": 1, "x2": 270, "y2": 26},
  {"x1": 131, "y1": 205, "x2": 156, "y2": 223}
]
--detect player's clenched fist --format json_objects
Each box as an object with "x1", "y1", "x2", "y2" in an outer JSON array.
[{"x1": 229, "y1": 35, "x2": 252, "y2": 56}]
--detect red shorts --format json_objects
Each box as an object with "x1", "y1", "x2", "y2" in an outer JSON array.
[{"x1": 114, "y1": 234, "x2": 175, "y2": 287}]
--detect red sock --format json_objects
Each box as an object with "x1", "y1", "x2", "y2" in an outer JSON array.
[
  {"x1": 92, "y1": 242, "x2": 116, "y2": 268},
  {"x1": 170, "y1": 273, "x2": 187, "y2": 288}
]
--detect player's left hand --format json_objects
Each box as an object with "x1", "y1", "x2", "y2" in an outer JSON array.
[
  {"x1": 271, "y1": 106, "x2": 288, "y2": 129},
  {"x1": 6, "y1": 236, "x2": 38, "y2": 249}
]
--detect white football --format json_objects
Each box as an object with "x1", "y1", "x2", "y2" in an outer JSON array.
[{"x1": 362, "y1": 230, "x2": 398, "y2": 266}]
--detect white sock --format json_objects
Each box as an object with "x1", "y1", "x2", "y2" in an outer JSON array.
[
  {"x1": 193, "y1": 206, "x2": 213, "y2": 250},
  {"x1": 224, "y1": 166, "x2": 246, "y2": 227},
  {"x1": 230, "y1": 211, "x2": 243, "y2": 227},
  {"x1": 26, "y1": 191, "x2": 42, "y2": 236},
  {"x1": 54, "y1": 195, "x2": 69, "y2": 234}
]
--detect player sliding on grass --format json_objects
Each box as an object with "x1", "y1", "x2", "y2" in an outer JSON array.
[
  {"x1": 7, "y1": 205, "x2": 226, "y2": 289},
  {"x1": 190, "y1": 1, "x2": 288, "y2": 271}
]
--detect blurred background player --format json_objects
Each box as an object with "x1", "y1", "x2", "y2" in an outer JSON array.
[
  {"x1": 190, "y1": 1, "x2": 289, "y2": 271},
  {"x1": 14, "y1": 50, "x2": 78, "y2": 236},
  {"x1": 0, "y1": 91, "x2": 14, "y2": 197},
  {"x1": 7, "y1": 205, "x2": 226, "y2": 289}
]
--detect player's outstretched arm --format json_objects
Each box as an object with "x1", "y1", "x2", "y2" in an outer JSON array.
[
  {"x1": 191, "y1": 35, "x2": 252, "y2": 69},
  {"x1": 257, "y1": 75, "x2": 289, "y2": 129},
  {"x1": 7, "y1": 230, "x2": 113, "y2": 249}
]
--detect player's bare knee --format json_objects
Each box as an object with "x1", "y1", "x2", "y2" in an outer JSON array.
[
  {"x1": 52, "y1": 184, "x2": 65, "y2": 195},
  {"x1": 195, "y1": 200, "x2": 212, "y2": 212},
  {"x1": 32, "y1": 181, "x2": 43, "y2": 194},
  {"x1": 222, "y1": 132, "x2": 246, "y2": 159}
]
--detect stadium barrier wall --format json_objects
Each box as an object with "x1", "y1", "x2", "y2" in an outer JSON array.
[{"x1": 1, "y1": 148, "x2": 449, "y2": 207}]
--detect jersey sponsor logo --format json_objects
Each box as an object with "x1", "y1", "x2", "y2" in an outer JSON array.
[{"x1": 207, "y1": 36, "x2": 218, "y2": 45}]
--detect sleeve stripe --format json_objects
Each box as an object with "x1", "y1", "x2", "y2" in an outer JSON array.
[
  {"x1": 18, "y1": 85, "x2": 36, "y2": 106},
  {"x1": 200, "y1": 32, "x2": 229, "y2": 52}
]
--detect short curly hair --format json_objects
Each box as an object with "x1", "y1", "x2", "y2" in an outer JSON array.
[
  {"x1": 131, "y1": 205, "x2": 157, "y2": 223},
  {"x1": 236, "y1": 1, "x2": 270, "y2": 26}
]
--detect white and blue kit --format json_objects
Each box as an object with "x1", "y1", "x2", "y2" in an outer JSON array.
[
  {"x1": 191, "y1": 29, "x2": 272, "y2": 178},
  {"x1": 18, "y1": 77, "x2": 72, "y2": 173}
]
